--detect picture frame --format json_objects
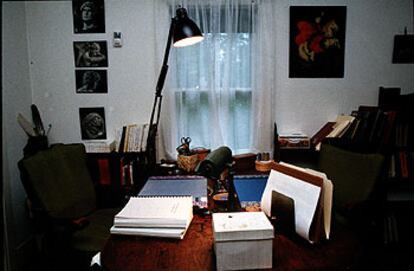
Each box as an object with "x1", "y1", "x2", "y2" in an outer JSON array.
[
  {"x1": 74, "y1": 41, "x2": 108, "y2": 68},
  {"x1": 79, "y1": 107, "x2": 107, "y2": 140},
  {"x1": 289, "y1": 6, "x2": 347, "y2": 78},
  {"x1": 75, "y1": 69, "x2": 108, "y2": 93},
  {"x1": 72, "y1": 0, "x2": 105, "y2": 34},
  {"x1": 392, "y1": 35, "x2": 414, "y2": 63}
]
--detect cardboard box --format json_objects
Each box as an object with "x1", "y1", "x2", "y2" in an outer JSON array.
[
  {"x1": 212, "y1": 212, "x2": 274, "y2": 271},
  {"x1": 278, "y1": 133, "x2": 310, "y2": 149}
]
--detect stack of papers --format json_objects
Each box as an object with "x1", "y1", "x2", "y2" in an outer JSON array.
[
  {"x1": 110, "y1": 196, "x2": 193, "y2": 239},
  {"x1": 260, "y1": 162, "x2": 333, "y2": 244}
]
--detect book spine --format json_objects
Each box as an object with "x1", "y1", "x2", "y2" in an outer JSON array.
[
  {"x1": 311, "y1": 122, "x2": 335, "y2": 147},
  {"x1": 118, "y1": 126, "x2": 127, "y2": 153},
  {"x1": 97, "y1": 158, "x2": 111, "y2": 185},
  {"x1": 399, "y1": 151, "x2": 409, "y2": 178},
  {"x1": 389, "y1": 154, "x2": 396, "y2": 178}
]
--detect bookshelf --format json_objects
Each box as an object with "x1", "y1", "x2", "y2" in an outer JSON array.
[
  {"x1": 309, "y1": 86, "x2": 414, "y2": 249},
  {"x1": 378, "y1": 88, "x2": 414, "y2": 202},
  {"x1": 309, "y1": 87, "x2": 414, "y2": 198},
  {"x1": 86, "y1": 151, "x2": 150, "y2": 207}
]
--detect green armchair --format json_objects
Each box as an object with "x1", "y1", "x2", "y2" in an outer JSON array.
[
  {"x1": 317, "y1": 143, "x2": 385, "y2": 241},
  {"x1": 18, "y1": 143, "x2": 119, "y2": 270}
]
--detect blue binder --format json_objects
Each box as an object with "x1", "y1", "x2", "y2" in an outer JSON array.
[{"x1": 233, "y1": 175, "x2": 268, "y2": 208}]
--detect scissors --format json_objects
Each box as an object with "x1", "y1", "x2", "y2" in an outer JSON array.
[
  {"x1": 181, "y1": 137, "x2": 191, "y2": 146},
  {"x1": 177, "y1": 137, "x2": 192, "y2": 155}
]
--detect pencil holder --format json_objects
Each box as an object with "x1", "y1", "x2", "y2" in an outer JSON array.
[{"x1": 255, "y1": 160, "x2": 274, "y2": 172}]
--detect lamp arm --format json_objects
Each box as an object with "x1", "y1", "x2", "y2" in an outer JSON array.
[
  {"x1": 150, "y1": 18, "x2": 175, "y2": 126},
  {"x1": 155, "y1": 18, "x2": 175, "y2": 97},
  {"x1": 147, "y1": 18, "x2": 176, "y2": 167}
]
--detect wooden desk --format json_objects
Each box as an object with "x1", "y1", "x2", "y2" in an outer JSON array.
[{"x1": 101, "y1": 215, "x2": 364, "y2": 271}]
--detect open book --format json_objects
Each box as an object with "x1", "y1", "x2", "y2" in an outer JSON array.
[
  {"x1": 110, "y1": 196, "x2": 193, "y2": 239},
  {"x1": 261, "y1": 162, "x2": 333, "y2": 244}
]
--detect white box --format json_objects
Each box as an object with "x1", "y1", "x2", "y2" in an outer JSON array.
[{"x1": 212, "y1": 212, "x2": 274, "y2": 271}]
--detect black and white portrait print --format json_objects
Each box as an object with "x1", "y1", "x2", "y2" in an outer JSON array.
[
  {"x1": 79, "y1": 107, "x2": 107, "y2": 140},
  {"x1": 72, "y1": 0, "x2": 105, "y2": 34},
  {"x1": 75, "y1": 69, "x2": 107, "y2": 93},
  {"x1": 74, "y1": 41, "x2": 108, "y2": 67}
]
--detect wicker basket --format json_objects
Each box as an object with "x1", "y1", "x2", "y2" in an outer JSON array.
[{"x1": 177, "y1": 154, "x2": 199, "y2": 172}]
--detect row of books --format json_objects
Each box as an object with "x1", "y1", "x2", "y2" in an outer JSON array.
[
  {"x1": 311, "y1": 106, "x2": 400, "y2": 152},
  {"x1": 82, "y1": 124, "x2": 149, "y2": 154},
  {"x1": 94, "y1": 156, "x2": 140, "y2": 187},
  {"x1": 120, "y1": 158, "x2": 137, "y2": 186},
  {"x1": 395, "y1": 123, "x2": 411, "y2": 148},
  {"x1": 311, "y1": 87, "x2": 413, "y2": 153},
  {"x1": 118, "y1": 123, "x2": 149, "y2": 153},
  {"x1": 389, "y1": 151, "x2": 414, "y2": 180}
]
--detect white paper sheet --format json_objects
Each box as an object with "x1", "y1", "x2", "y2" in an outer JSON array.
[{"x1": 261, "y1": 169, "x2": 321, "y2": 240}]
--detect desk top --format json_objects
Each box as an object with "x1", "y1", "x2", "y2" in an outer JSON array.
[{"x1": 101, "y1": 214, "x2": 364, "y2": 271}]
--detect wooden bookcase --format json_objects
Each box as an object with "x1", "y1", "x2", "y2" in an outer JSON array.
[
  {"x1": 378, "y1": 88, "x2": 414, "y2": 203},
  {"x1": 86, "y1": 151, "x2": 150, "y2": 207}
]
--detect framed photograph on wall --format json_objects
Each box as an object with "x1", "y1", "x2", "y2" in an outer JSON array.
[
  {"x1": 72, "y1": 0, "x2": 105, "y2": 34},
  {"x1": 79, "y1": 107, "x2": 107, "y2": 140},
  {"x1": 74, "y1": 41, "x2": 108, "y2": 67},
  {"x1": 289, "y1": 6, "x2": 347, "y2": 78},
  {"x1": 392, "y1": 35, "x2": 414, "y2": 63},
  {"x1": 75, "y1": 69, "x2": 108, "y2": 93}
]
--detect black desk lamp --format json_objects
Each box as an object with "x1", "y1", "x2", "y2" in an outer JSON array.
[
  {"x1": 195, "y1": 146, "x2": 239, "y2": 212},
  {"x1": 147, "y1": 7, "x2": 203, "y2": 168}
]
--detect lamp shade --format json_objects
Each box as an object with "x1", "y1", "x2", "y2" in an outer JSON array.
[{"x1": 173, "y1": 7, "x2": 204, "y2": 47}]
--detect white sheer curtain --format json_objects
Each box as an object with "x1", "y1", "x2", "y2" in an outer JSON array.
[{"x1": 154, "y1": 0, "x2": 276, "y2": 160}]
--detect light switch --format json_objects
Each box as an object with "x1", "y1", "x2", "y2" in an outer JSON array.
[{"x1": 113, "y1": 32, "x2": 122, "y2": 47}]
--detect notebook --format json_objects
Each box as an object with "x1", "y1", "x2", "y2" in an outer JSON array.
[{"x1": 138, "y1": 176, "x2": 207, "y2": 208}]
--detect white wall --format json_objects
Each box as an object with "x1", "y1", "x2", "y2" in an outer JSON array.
[
  {"x1": 2, "y1": 2, "x2": 35, "y2": 271},
  {"x1": 22, "y1": 0, "x2": 414, "y2": 144},
  {"x1": 2, "y1": 0, "x2": 413, "y2": 270},
  {"x1": 26, "y1": 0, "x2": 157, "y2": 145},
  {"x1": 274, "y1": 0, "x2": 414, "y2": 135}
]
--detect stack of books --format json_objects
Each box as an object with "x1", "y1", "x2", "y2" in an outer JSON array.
[{"x1": 110, "y1": 196, "x2": 193, "y2": 239}]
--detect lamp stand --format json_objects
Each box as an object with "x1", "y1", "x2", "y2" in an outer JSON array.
[
  {"x1": 146, "y1": 18, "x2": 175, "y2": 169},
  {"x1": 145, "y1": 6, "x2": 203, "y2": 171},
  {"x1": 226, "y1": 163, "x2": 240, "y2": 212}
]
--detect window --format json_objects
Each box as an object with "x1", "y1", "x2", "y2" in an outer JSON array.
[
  {"x1": 171, "y1": 4, "x2": 255, "y2": 152},
  {"x1": 157, "y1": 1, "x2": 275, "y2": 159}
]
